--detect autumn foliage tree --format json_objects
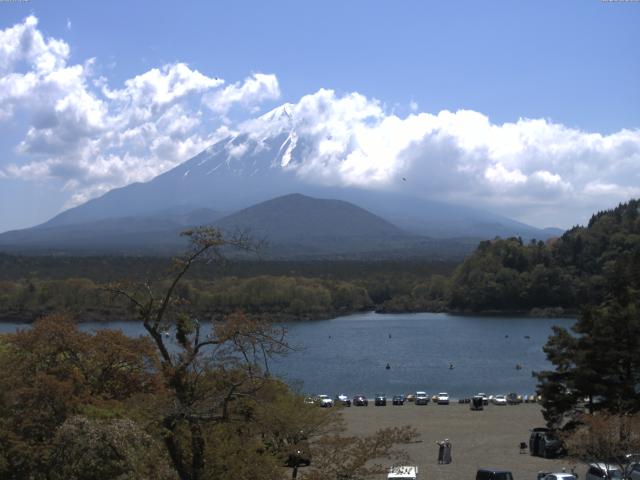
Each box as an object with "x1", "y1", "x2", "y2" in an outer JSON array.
[{"x1": 0, "y1": 314, "x2": 164, "y2": 479}]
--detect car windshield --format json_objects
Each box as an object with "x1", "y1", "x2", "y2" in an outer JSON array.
[
  {"x1": 608, "y1": 470, "x2": 622, "y2": 480},
  {"x1": 495, "y1": 473, "x2": 514, "y2": 480}
]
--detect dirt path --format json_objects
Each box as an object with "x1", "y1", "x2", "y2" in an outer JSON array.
[{"x1": 340, "y1": 402, "x2": 581, "y2": 480}]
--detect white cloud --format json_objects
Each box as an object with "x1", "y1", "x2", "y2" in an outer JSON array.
[
  {"x1": 238, "y1": 89, "x2": 640, "y2": 226},
  {"x1": 0, "y1": 16, "x2": 279, "y2": 207},
  {"x1": 1, "y1": 17, "x2": 639, "y2": 227},
  {"x1": 204, "y1": 73, "x2": 280, "y2": 114}
]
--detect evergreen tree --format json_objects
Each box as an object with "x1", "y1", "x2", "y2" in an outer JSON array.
[{"x1": 537, "y1": 285, "x2": 640, "y2": 428}]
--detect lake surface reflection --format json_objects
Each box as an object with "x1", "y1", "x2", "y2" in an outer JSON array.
[{"x1": 0, "y1": 312, "x2": 574, "y2": 398}]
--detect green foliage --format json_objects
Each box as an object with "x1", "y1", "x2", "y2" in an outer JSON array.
[
  {"x1": 449, "y1": 199, "x2": 640, "y2": 312},
  {"x1": 537, "y1": 285, "x2": 640, "y2": 428},
  {"x1": 49, "y1": 416, "x2": 175, "y2": 480}
]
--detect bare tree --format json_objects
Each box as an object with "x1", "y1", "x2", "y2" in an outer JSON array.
[
  {"x1": 110, "y1": 227, "x2": 288, "y2": 480},
  {"x1": 564, "y1": 413, "x2": 640, "y2": 478},
  {"x1": 303, "y1": 425, "x2": 419, "y2": 480}
]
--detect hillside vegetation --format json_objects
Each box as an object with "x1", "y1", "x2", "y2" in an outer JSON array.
[
  {"x1": 0, "y1": 199, "x2": 638, "y2": 320},
  {"x1": 448, "y1": 199, "x2": 640, "y2": 312}
]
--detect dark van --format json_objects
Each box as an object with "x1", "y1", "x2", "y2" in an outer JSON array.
[
  {"x1": 529, "y1": 428, "x2": 565, "y2": 458},
  {"x1": 476, "y1": 469, "x2": 514, "y2": 480}
]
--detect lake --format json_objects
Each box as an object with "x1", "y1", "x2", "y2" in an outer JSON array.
[{"x1": 0, "y1": 312, "x2": 574, "y2": 398}]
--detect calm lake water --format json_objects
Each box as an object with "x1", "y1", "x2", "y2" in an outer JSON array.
[{"x1": 0, "y1": 312, "x2": 574, "y2": 398}]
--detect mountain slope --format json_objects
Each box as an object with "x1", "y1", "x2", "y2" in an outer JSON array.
[
  {"x1": 216, "y1": 193, "x2": 403, "y2": 240},
  {"x1": 2, "y1": 105, "x2": 563, "y2": 253}
]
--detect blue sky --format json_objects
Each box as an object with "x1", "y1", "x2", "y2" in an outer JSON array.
[{"x1": 0, "y1": 0, "x2": 639, "y2": 232}]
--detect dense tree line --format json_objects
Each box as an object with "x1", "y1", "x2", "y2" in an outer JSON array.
[
  {"x1": 1, "y1": 200, "x2": 639, "y2": 321},
  {"x1": 0, "y1": 272, "x2": 456, "y2": 322},
  {"x1": 448, "y1": 199, "x2": 640, "y2": 312}
]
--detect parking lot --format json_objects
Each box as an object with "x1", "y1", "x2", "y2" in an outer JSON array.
[{"x1": 340, "y1": 402, "x2": 579, "y2": 480}]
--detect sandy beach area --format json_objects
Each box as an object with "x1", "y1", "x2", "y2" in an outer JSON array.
[{"x1": 339, "y1": 402, "x2": 581, "y2": 480}]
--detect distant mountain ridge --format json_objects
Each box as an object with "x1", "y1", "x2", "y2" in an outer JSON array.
[{"x1": 0, "y1": 193, "x2": 476, "y2": 259}]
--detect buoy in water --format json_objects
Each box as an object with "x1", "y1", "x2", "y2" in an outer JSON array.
[{"x1": 385, "y1": 363, "x2": 391, "y2": 370}]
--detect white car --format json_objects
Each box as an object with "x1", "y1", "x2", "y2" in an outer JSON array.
[
  {"x1": 540, "y1": 473, "x2": 577, "y2": 480},
  {"x1": 316, "y1": 394, "x2": 334, "y2": 407},
  {"x1": 415, "y1": 391, "x2": 429, "y2": 405},
  {"x1": 437, "y1": 392, "x2": 449, "y2": 405},
  {"x1": 477, "y1": 392, "x2": 488, "y2": 404},
  {"x1": 388, "y1": 465, "x2": 418, "y2": 480},
  {"x1": 492, "y1": 394, "x2": 507, "y2": 405}
]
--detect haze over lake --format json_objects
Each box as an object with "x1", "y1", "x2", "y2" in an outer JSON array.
[{"x1": 0, "y1": 312, "x2": 573, "y2": 397}]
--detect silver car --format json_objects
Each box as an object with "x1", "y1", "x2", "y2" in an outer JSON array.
[{"x1": 585, "y1": 463, "x2": 623, "y2": 480}]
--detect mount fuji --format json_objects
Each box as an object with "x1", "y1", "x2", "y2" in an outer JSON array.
[{"x1": 0, "y1": 105, "x2": 562, "y2": 257}]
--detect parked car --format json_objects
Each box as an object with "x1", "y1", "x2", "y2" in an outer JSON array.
[
  {"x1": 375, "y1": 393, "x2": 387, "y2": 406},
  {"x1": 316, "y1": 394, "x2": 334, "y2": 407},
  {"x1": 627, "y1": 461, "x2": 640, "y2": 480},
  {"x1": 336, "y1": 394, "x2": 351, "y2": 406},
  {"x1": 538, "y1": 472, "x2": 577, "y2": 480},
  {"x1": 388, "y1": 465, "x2": 418, "y2": 480},
  {"x1": 353, "y1": 394, "x2": 368, "y2": 406},
  {"x1": 471, "y1": 395, "x2": 484, "y2": 410},
  {"x1": 415, "y1": 391, "x2": 429, "y2": 405},
  {"x1": 585, "y1": 463, "x2": 623, "y2": 480},
  {"x1": 477, "y1": 393, "x2": 489, "y2": 405},
  {"x1": 506, "y1": 392, "x2": 520, "y2": 405},
  {"x1": 529, "y1": 427, "x2": 565, "y2": 458},
  {"x1": 303, "y1": 396, "x2": 315, "y2": 405},
  {"x1": 437, "y1": 392, "x2": 450, "y2": 405},
  {"x1": 476, "y1": 469, "x2": 514, "y2": 480},
  {"x1": 392, "y1": 395, "x2": 405, "y2": 405},
  {"x1": 492, "y1": 394, "x2": 507, "y2": 406},
  {"x1": 405, "y1": 393, "x2": 416, "y2": 402}
]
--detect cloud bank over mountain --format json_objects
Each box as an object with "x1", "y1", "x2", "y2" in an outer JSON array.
[
  {"x1": 0, "y1": 16, "x2": 280, "y2": 206},
  {"x1": 1, "y1": 16, "x2": 639, "y2": 228}
]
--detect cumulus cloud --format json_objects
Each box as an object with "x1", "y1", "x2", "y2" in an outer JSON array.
[
  {"x1": 1, "y1": 17, "x2": 639, "y2": 227},
  {"x1": 0, "y1": 16, "x2": 279, "y2": 206},
  {"x1": 204, "y1": 73, "x2": 280, "y2": 114},
  {"x1": 237, "y1": 89, "x2": 640, "y2": 226}
]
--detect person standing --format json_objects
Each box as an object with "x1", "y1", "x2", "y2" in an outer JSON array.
[
  {"x1": 435, "y1": 440, "x2": 445, "y2": 464},
  {"x1": 442, "y1": 438, "x2": 452, "y2": 464}
]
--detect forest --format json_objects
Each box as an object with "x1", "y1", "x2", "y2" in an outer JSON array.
[{"x1": 0, "y1": 199, "x2": 639, "y2": 322}]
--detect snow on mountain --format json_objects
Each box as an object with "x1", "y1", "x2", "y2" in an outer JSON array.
[{"x1": 8, "y1": 101, "x2": 562, "y2": 248}]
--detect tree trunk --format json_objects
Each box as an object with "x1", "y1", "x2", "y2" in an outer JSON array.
[
  {"x1": 163, "y1": 417, "x2": 191, "y2": 480},
  {"x1": 191, "y1": 422, "x2": 205, "y2": 480}
]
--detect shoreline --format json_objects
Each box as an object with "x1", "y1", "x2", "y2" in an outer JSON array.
[{"x1": 0, "y1": 307, "x2": 577, "y2": 324}]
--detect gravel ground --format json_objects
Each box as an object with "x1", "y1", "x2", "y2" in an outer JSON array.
[{"x1": 339, "y1": 402, "x2": 582, "y2": 480}]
